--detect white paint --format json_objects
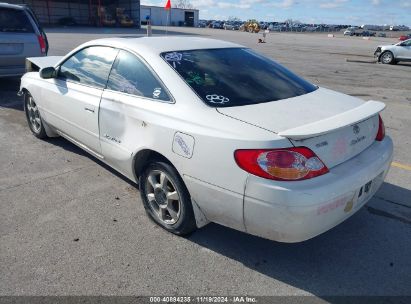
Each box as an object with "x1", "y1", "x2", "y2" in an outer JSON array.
[
  {"x1": 20, "y1": 37, "x2": 394, "y2": 242},
  {"x1": 278, "y1": 100, "x2": 385, "y2": 139}
]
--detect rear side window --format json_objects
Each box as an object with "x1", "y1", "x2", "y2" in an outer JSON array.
[
  {"x1": 0, "y1": 8, "x2": 34, "y2": 33},
  {"x1": 107, "y1": 50, "x2": 170, "y2": 101},
  {"x1": 161, "y1": 48, "x2": 317, "y2": 107},
  {"x1": 24, "y1": 7, "x2": 41, "y2": 28},
  {"x1": 59, "y1": 46, "x2": 118, "y2": 88}
]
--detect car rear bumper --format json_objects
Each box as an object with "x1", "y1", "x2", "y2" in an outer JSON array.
[
  {"x1": 243, "y1": 136, "x2": 393, "y2": 243},
  {"x1": 0, "y1": 66, "x2": 25, "y2": 77}
]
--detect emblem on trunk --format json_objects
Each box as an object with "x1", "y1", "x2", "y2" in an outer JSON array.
[{"x1": 353, "y1": 124, "x2": 360, "y2": 134}]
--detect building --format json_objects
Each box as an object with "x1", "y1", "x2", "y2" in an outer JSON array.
[
  {"x1": 140, "y1": 5, "x2": 198, "y2": 27},
  {"x1": 5, "y1": 1, "x2": 199, "y2": 28},
  {"x1": 6, "y1": 0, "x2": 141, "y2": 27}
]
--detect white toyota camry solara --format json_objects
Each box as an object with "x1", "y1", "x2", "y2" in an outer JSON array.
[{"x1": 19, "y1": 37, "x2": 393, "y2": 242}]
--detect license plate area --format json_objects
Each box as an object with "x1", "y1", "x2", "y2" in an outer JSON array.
[
  {"x1": 358, "y1": 180, "x2": 372, "y2": 200},
  {"x1": 0, "y1": 43, "x2": 23, "y2": 55}
]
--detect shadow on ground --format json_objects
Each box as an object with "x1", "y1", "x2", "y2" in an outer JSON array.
[
  {"x1": 45, "y1": 136, "x2": 137, "y2": 189},
  {"x1": 0, "y1": 78, "x2": 22, "y2": 111},
  {"x1": 376, "y1": 182, "x2": 411, "y2": 207},
  {"x1": 187, "y1": 183, "x2": 411, "y2": 296}
]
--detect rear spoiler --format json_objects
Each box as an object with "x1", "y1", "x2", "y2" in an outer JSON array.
[
  {"x1": 278, "y1": 100, "x2": 385, "y2": 140},
  {"x1": 25, "y1": 56, "x2": 63, "y2": 72}
]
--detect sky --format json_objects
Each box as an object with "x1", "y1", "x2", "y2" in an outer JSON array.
[{"x1": 141, "y1": 0, "x2": 411, "y2": 26}]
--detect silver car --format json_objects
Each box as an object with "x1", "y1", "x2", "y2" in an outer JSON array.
[
  {"x1": 374, "y1": 39, "x2": 411, "y2": 64},
  {"x1": 0, "y1": 3, "x2": 48, "y2": 77}
]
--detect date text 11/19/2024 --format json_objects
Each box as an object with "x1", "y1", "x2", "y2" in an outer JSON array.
[{"x1": 149, "y1": 296, "x2": 257, "y2": 303}]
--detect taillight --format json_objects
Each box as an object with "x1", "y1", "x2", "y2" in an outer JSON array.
[
  {"x1": 375, "y1": 114, "x2": 385, "y2": 141},
  {"x1": 234, "y1": 147, "x2": 329, "y2": 181},
  {"x1": 37, "y1": 35, "x2": 46, "y2": 54}
]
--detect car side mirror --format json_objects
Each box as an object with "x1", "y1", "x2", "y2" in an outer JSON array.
[{"x1": 40, "y1": 66, "x2": 57, "y2": 79}]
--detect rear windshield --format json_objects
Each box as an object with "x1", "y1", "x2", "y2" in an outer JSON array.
[
  {"x1": 161, "y1": 48, "x2": 317, "y2": 107},
  {"x1": 0, "y1": 8, "x2": 34, "y2": 33}
]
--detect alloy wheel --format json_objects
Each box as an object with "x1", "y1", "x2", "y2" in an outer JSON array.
[
  {"x1": 26, "y1": 96, "x2": 41, "y2": 133},
  {"x1": 145, "y1": 170, "x2": 181, "y2": 225},
  {"x1": 381, "y1": 52, "x2": 393, "y2": 64}
]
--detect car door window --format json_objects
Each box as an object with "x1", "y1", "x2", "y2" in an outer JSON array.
[
  {"x1": 107, "y1": 50, "x2": 170, "y2": 101},
  {"x1": 0, "y1": 8, "x2": 34, "y2": 33},
  {"x1": 59, "y1": 46, "x2": 118, "y2": 88}
]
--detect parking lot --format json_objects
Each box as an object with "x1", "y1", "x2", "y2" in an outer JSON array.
[{"x1": 1, "y1": 26, "x2": 411, "y2": 297}]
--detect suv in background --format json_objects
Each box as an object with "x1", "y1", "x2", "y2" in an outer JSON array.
[
  {"x1": 0, "y1": 2, "x2": 48, "y2": 77},
  {"x1": 374, "y1": 39, "x2": 411, "y2": 64}
]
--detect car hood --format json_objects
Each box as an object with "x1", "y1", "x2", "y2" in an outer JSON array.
[
  {"x1": 379, "y1": 43, "x2": 397, "y2": 48},
  {"x1": 216, "y1": 87, "x2": 373, "y2": 135}
]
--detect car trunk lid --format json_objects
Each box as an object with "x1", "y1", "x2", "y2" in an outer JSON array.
[{"x1": 217, "y1": 87, "x2": 384, "y2": 168}]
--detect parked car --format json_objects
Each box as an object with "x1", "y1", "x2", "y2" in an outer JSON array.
[
  {"x1": 20, "y1": 37, "x2": 392, "y2": 243},
  {"x1": 223, "y1": 22, "x2": 238, "y2": 30},
  {"x1": 377, "y1": 32, "x2": 386, "y2": 37},
  {"x1": 374, "y1": 39, "x2": 411, "y2": 64},
  {"x1": 259, "y1": 22, "x2": 268, "y2": 30},
  {"x1": 344, "y1": 30, "x2": 354, "y2": 36},
  {"x1": 305, "y1": 26, "x2": 318, "y2": 32},
  {"x1": 363, "y1": 31, "x2": 376, "y2": 37},
  {"x1": 354, "y1": 30, "x2": 376, "y2": 37},
  {"x1": 390, "y1": 25, "x2": 410, "y2": 31},
  {"x1": 399, "y1": 34, "x2": 411, "y2": 41},
  {"x1": 210, "y1": 21, "x2": 223, "y2": 29},
  {"x1": 0, "y1": 3, "x2": 48, "y2": 77},
  {"x1": 198, "y1": 20, "x2": 207, "y2": 28}
]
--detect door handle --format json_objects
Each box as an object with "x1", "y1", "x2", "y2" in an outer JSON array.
[{"x1": 84, "y1": 107, "x2": 95, "y2": 113}]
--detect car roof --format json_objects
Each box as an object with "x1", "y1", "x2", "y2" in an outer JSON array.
[
  {"x1": 83, "y1": 36, "x2": 244, "y2": 54},
  {"x1": 0, "y1": 2, "x2": 25, "y2": 10}
]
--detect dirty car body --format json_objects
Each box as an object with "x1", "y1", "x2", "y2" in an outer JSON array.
[{"x1": 20, "y1": 37, "x2": 393, "y2": 242}]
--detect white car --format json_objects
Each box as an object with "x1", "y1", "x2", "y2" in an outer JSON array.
[
  {"x1": 374, "y1": 39, "x2": 411, "y2": 64},
  {"x1": 19, "y1": 37, "x2": 393, "y2": 242}
]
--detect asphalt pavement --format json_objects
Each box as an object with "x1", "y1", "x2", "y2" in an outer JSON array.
[{"x1": 0, "y1": 27, "x2": 410, "y2": 298}]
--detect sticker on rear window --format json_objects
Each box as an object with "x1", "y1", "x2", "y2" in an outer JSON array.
[
  {"x1": 152, "y1": 88, "x2": 162, "y2": 99},
  {"x1": 163, "y1": 51, "x2": 193, "y2": 68},
  {"x1": 206, "y1": 94, "x2": 229, "y2": 104}
]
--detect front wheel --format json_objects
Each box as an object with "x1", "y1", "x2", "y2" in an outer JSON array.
[
  {"x1": 380, "y1": 51, "x2": 395, "y2": 64},
  {"x1": 24, "y1": 93, "x2": 47, "y2": 139},
  {"x1": 139, "y1": 161, "x2": 197, "y2": 236}
]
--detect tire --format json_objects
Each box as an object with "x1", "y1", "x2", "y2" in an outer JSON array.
[
  {"x1": 139, "y1": 161, "x2": 197, "y2": 236},
  {"x1": 24, "y1": 93, "x2": 47, "y2": 139},
  {"x1": 380, "y1": 51, "x2": 395, "y2": 64}
]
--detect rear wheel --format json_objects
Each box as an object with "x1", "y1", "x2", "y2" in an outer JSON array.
[
  {"x1": 139, "y1": 161, "x2": 196, "y2": 235},
  {"x1": 24, "y1": 93, "x2": 47, "y2": 139},
  {"x1": 380, "y1": 51, "x2": 395, "y2": 64}
]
